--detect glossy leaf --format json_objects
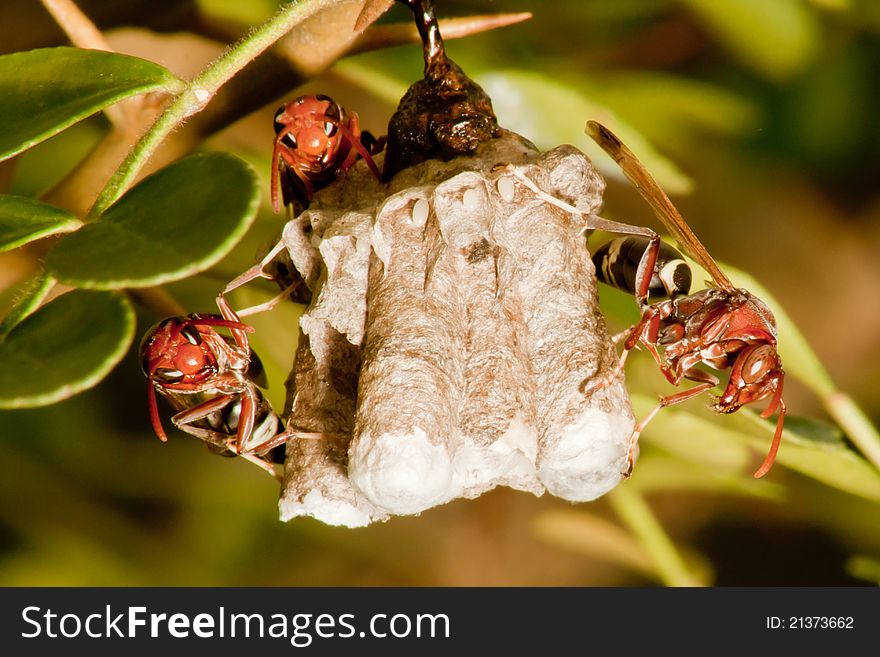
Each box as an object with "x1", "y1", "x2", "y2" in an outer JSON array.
[
  {"x1": 681, "y1": 0, "x2": 819, "y2": 80},
  {"x1": 0, "y1": 47, "x2": 182, "y2": 161},
  {"x1": 0, "y1": 272, "x2": 56, "y2": 341},
  {"x1": 0, "y1": 195, "x2": 82, "y2": 253},
  {"x1": 477, "y1": 70, "x2": 694, "y2": 194},
  {"x1": 46, "y1": 153, "x2": 260, "y2": 289},
  {"x1": 0, "y1": 290, "x2": 135, "y2": 409}
]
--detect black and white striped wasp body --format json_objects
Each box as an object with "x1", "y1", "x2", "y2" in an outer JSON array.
[{"x1": 593, "y1": 236, "x2": 692, "y2": 302}]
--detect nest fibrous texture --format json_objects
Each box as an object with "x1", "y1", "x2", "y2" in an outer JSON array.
[{"x1": 279, "y1": 132, "x2": 634, "y2": 527}]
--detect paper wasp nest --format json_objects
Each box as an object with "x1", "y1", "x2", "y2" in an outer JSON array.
[{"x1": 278, "y1": 132, "x2": 634, "y2": 527}]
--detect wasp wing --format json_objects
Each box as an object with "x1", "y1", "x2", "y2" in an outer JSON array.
[{"x1": 586, "y1": 120, "x2": 735, "y2": 293}]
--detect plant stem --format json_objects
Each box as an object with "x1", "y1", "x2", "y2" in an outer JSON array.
[
  {"x1": 87, "y1": 0, "x2": 338, "y2": 220},
  {"x1": 608, "y1": 484, "x2": 704, "y2": 587},
  {"x1": 41, "y1": 0, "x2": 134, "y2": 128},
  {"x1": 826, "y1": 392, "x2": 880, "y2": 473}
]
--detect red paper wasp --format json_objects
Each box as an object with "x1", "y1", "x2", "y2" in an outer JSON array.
[
  {"x1": 271, "y1": 94, "x2": 384, "y2": 213},
  {"x1": 586, "y1": 120, "x2": 786, "y2": 479},
  {"x1": 140, "y1": 303, "x2": 293, "y2": 478}
]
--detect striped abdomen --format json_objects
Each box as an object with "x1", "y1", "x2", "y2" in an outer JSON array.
[{"x1": 593, "y1": 236, "x2": 692, "y2": 301}]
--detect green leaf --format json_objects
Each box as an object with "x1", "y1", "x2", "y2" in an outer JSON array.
[
  {"x1": 628, "y1": 455, "x2": 786, "y2": 501},
  {"x1": 0, "y1": 195, "x2": 82, "y2": 253},
  {"x1": 0, "y1": 47, "x2": 182, "y2": 161},
  {"x1": 680, "y1": 0, "x2": 819, "y2": 80},
  {"x1": 0, "y1": 272, "x2": 56, "y2": 341},
  {"x1": 0, "y1": 290, "x2": 135, "y2": 409},
  {"x1": 583, "y1": 72, "x2": 761, "y2": 149},
  {"x1": 735, "y1": 408, "x2": 880, "y2": 502},
  {"x1": 476, "y1": 70, "x2": 694, "y2": 194},
  {"x1": 46, "y1": 153, "x2": 260, "y2": 289}
]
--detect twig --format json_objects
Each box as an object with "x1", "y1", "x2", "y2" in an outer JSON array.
[
  {"x1": 826, "y1": 392, "x2": 880, "y2": 473},
  {"x1": 39, "y1": 0, "x2": 135, "y2": 128},
  {"x1": 351, "y1": 12, "x2": 532, "y2": 55},
  {"x1": 607, "y1": 485, "x2": 704, "y2": 587}
]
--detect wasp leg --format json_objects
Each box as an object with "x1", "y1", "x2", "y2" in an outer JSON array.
[
  {"x1": 233, "y1": 283, "x2": 299, "y2": 318},
  {"x1": 277, "y1": 145, "x2": 316, "y2": 200},
  {"x1": 623, "y1": 368, "x2": 720, "y2": 478},
  {"x1": 499, "y1": 164, "x2": 664, "y2": 305},
  {"x1": 221, "y1": 240, "x2": 288, "y2": 299},
  {"x1": 167, "y1": 417, "x2": 279, "y2": 479},
  {"x1": 336, "y1": 111, "x2": 383, "y2": 181},
  {"x1": 583, "y1": 305, "x2": 666, "y2": 397},
  {"x1": 233, "y1": 388, "x2": 258, "y2": 454},
  {"x1": 169, "y1": 394, "x2": 237, "y2": 453},
  {"x1": 581, "y1": 345, "x2": 631, "y2": 396},
  {"x1": 236, "y1": 451, "x2": 280, "y2": 479},
  {"x1": 213, "y1": 293, "x2": 252, "y2": 354},
  {"x1": 171, "y1": 394, "x2": 236, "y2": 426},
  {"x1": 249, "y1": 430, "x2": 329, "y2": 456},
  {"x1": 499, "y1": 164, "x2": 658, "y2": 231},
  {"x1": 360, "y1": 131, "x2": 387, "y2": 156},
  {"x1": 217, "y1": 237, "x2": 297, "y2": 323}
]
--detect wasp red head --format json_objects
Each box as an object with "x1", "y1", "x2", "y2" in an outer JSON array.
[
  {"x1": 715, "y1": 344, "x2": 783, "y2": 414},
  {"x1": 273, "y1": 95, "x2": 342, "y2": 162},
  {"x1": 714, "y1": 343, "x2": 786, "y2": 478},
  {"x1": 271, "y1": 94, "x2": 383, "y2": 213},
  {"x1": 140, "y1": 314, "x2": 253, "y2": 442}
]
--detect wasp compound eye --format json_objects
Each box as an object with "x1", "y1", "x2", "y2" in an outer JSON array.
[
  {"x1": 180, "y1": 324, "x2": 202, "y2": 345},
  {"x1": 153, "y1": 368, "x2": 185, "y2": 384},
  {"x1": 273, "y1": 106, "x2": 286, "y2": 133}
]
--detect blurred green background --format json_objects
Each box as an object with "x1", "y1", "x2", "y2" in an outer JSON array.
[{"x1": 1, "y1": 0, "x2": 879, "y2": 586}]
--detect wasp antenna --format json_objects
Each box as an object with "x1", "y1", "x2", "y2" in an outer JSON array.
[
  {"x1": 190, "y1": 317, "x2": 256, "y2": 333},
  {"x1": 270, "y1": 137, "x2": 284, "y2": 214},
  {"x1": 754, "y1": 397, "x2": 786, "y2": 478}
]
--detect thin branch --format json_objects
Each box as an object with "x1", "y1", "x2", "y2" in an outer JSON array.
[
  {"x1": 351, "y1": 12, "x2": 532, "y2": 55},
  {"x1": 39, "y1": 0, "x2": 135, "y2": 128},
  {"x1": 608, "y1": 485, "x2": 705, "y2": 587},
  {"x1": 826, "y1": 392, "x2": 880, "y2": 473}
]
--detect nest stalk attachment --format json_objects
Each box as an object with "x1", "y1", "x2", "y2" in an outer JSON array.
[{"x1": 382, "y1": 0, "x2": 501, "y2": 179}]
